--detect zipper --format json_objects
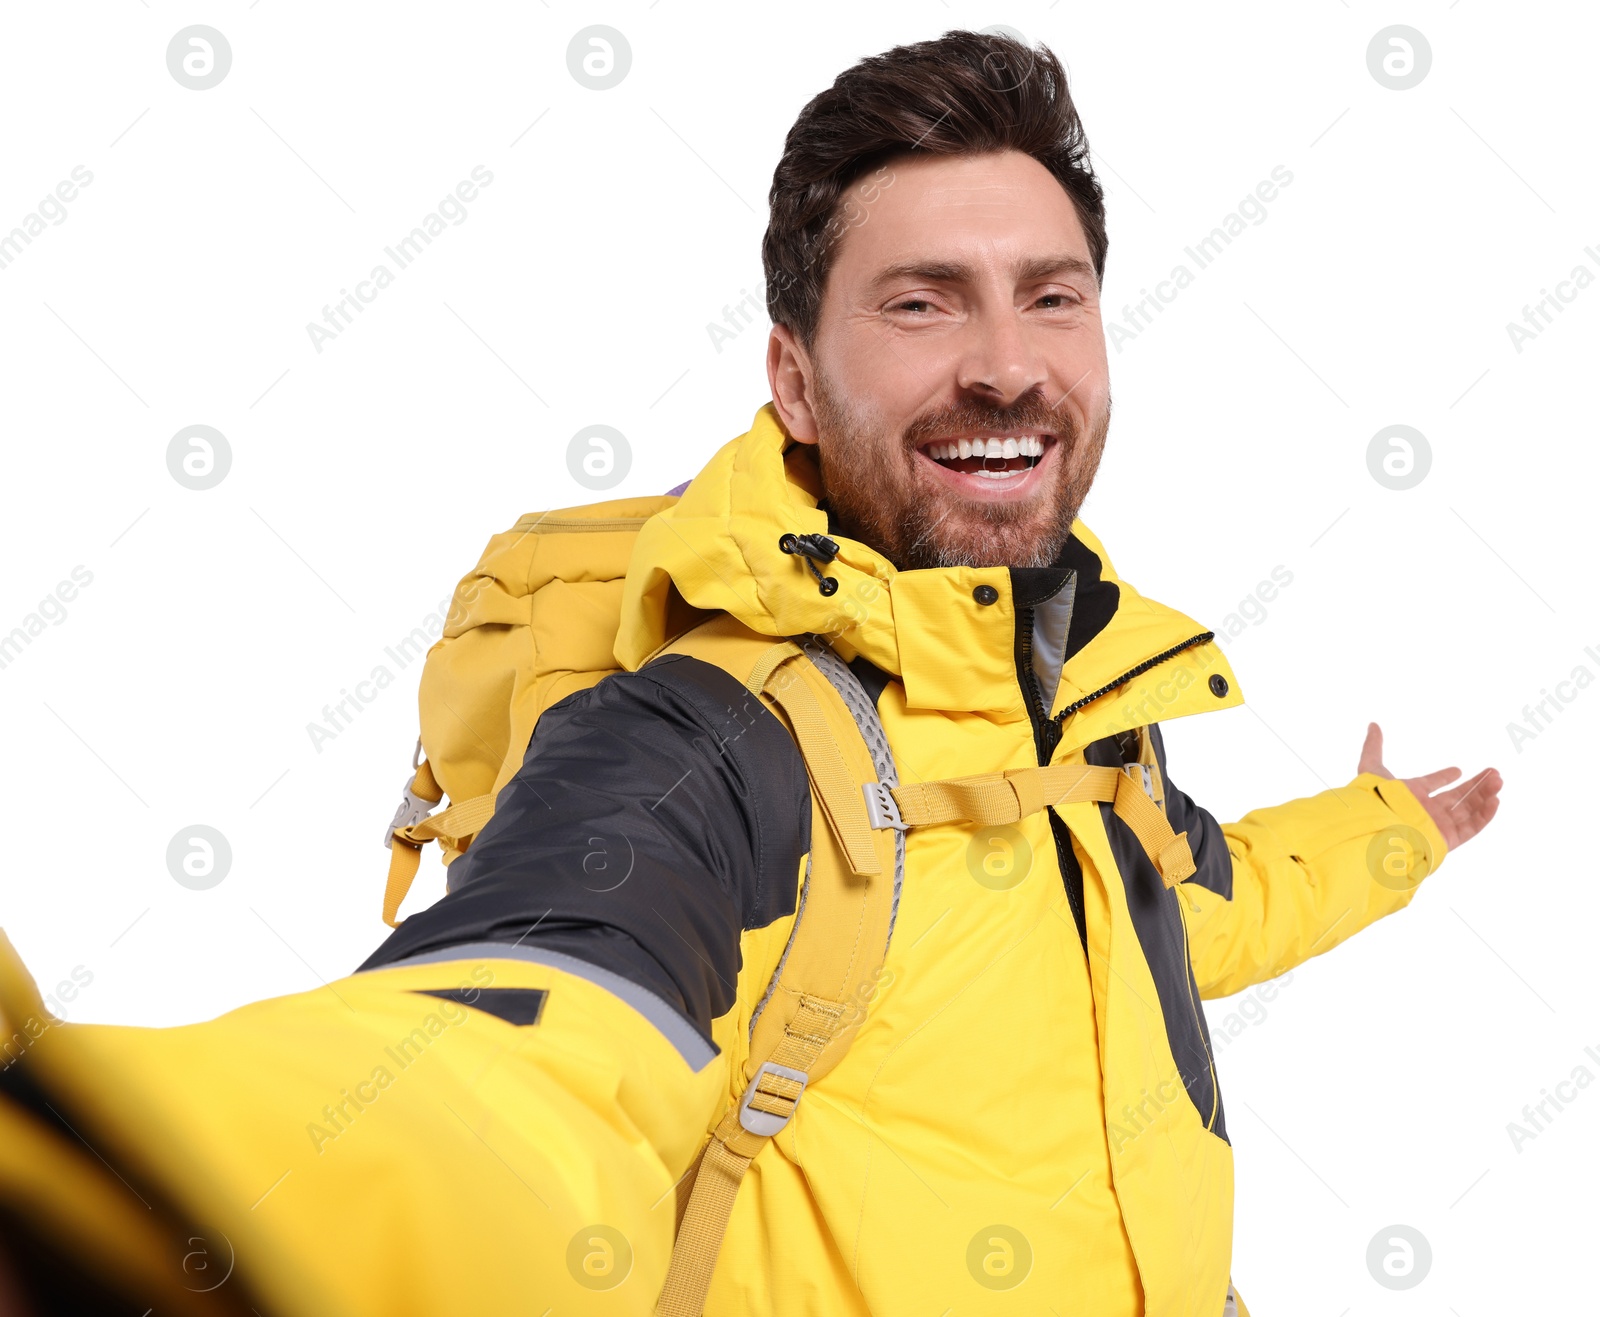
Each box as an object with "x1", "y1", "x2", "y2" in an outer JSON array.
[
  {"x1": 1018, "y1": 610, "x2": 1222, "y2": 1130},
  {"x1": 512, "y1": 514, "x2": 654, "y2": 533},
  {"x1": 1013, "y1": 604, "x2": 1060, "y2": 766},
  {"x1": 1050, "y1": 630, "x2": 1216, "y2": 728}
]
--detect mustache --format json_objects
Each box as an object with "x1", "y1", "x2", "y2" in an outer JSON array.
[{"x1": 900, "y1": 390, "x2": 1070, "y2": 448}]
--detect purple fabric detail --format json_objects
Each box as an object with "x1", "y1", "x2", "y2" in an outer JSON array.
[{"x1": 665, "y1": 479, "x2": 692, "y2": 497}]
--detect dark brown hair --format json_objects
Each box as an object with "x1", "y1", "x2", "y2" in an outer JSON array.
[{"x1": 763, "y1": 30, "x2": 1107, "y2": 344}]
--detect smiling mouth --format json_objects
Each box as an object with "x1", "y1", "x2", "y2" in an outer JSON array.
[{"x1": 915, "y1": 433, "x2": 1056, "y2": 481}]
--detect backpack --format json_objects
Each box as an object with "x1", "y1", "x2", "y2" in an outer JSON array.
[{"x1": 381, "y1": 497, "x2": 1203, "y2": 1317}]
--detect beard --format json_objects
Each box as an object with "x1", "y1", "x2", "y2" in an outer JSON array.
[{"x1": 809, "y1": 374, "x2": 1110, "y2": 571}]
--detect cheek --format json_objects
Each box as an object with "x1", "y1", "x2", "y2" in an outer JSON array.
[
  {"x1": 827, "y1": 327, "x2": 956, "y2": 429},
  {"x1": 1054, "y1": 343, "x2": 1110, "y2": 424},
  {"x1": 1054, "y1": 324, "x2": 1108, "y2": 387}
]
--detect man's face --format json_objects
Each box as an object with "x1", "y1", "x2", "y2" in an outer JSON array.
[{"x1": 768, "y1": 149, "x2": 1110, "y2": 571}]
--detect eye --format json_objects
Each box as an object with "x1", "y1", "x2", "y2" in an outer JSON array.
[
  {"x1": 891, "y1": 298, "x2": 934, "y2": 314},
  {"x1": 1034, "y1": 291, "x2": 1080, "y2": 310}
]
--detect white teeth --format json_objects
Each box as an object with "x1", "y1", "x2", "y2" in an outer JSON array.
[
  {"x1": 977, "y1": 467, "x2": 1017, "y2": 479},
  {"x1": 925, "y1": 436, "x2": 1047, "y2": 465}
]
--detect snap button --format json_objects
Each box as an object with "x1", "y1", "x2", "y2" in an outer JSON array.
[
  {"x1": 972, "y1": 584, "x2": 999, "y2": 606},
  {"x1": 1208, "y1": 674, "x2": 1229, "y2": 697}
]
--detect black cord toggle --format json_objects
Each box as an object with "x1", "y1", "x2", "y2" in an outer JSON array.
[
  {"x1": 778, "y1": 532, "x2": 839, "y2": 562},
  {"x1": 778, "y1": 532, "x2": 841, "y2": 596}
]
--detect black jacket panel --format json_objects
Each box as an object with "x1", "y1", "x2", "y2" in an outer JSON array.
[
  {"x1": 360, "y1": 654, "x2": 811, "y2": 1042},
  {"x1": 1086, "y1": 726, "x2": 1230, "y2": 1143}
]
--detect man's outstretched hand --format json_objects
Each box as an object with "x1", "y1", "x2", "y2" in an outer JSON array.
[{"x1": 1358, "y1": 722, "x2": 1502, "y2": 851}]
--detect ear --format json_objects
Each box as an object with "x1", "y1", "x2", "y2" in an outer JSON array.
[{"x1": 767, "y1": 324, "x2": 818, "y2": 443}]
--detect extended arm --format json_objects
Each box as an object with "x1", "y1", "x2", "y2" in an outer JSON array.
[{"x1": 1, "y1": 654, "x2": 810, "y2": 1314}]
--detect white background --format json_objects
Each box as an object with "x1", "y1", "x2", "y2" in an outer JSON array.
[{"x1": 1, "y1": 2, "x2": 1594, "y2": 1311}]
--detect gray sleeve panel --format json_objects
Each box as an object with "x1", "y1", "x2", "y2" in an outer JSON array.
[{"x1": 361, "y1": 941, "x2": 719, "y2": 1072}]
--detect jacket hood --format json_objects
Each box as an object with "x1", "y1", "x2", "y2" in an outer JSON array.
[{"x1": 617, "y1": 404, "x2": 1242, "y2": 738}]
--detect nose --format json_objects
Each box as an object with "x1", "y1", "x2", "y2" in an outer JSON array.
[{"x1": 955, "y1": 303, "x2": 1048, "y2": 407}]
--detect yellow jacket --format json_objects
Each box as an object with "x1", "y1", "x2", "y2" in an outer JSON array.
[{"x1": 0, "y1": 405, "x2": 1447, "y2": 1316}]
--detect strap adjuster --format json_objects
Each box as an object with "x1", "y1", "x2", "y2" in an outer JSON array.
[
  {"x1": 1123, "y1": 762, "x2": 1157, "y2": 803},
  {"x1": 738, "y1": 1062, "x2": 809, "y2": 1137},
  {"x1": 862, "y1": 782, "x2": 908, "y2": 832},
  {"x1": 384, "y1": 738, "x2": 437, "y2": 849},
  {"x1": 385, "y1": 780, "x2": 436, "y2": 849}
]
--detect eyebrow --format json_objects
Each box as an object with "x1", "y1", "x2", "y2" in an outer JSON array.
[{"x1": 870, "y1": 253, "x2": 1098, "y2": 289}]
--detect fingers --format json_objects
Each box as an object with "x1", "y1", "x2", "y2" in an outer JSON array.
[
  {"x1": 1436, "y1": 768, "x2": 1503, "y2": 847},
  {"x1": 1444, "y1": 767, "x2": 1502, "y2": 815},
  {"x1": 1358, "y1": 722, "x2": 1389, "y2": 778},
  {"x1": 1407, "y1": 766, "x2": 1463, "y2": 796}
]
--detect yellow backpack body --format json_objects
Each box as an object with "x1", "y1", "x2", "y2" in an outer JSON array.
[{"x1": 381, "y1": 495, "x2": 684, "y2": 925}]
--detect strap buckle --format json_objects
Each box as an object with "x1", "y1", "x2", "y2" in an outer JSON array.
[
  {"x1": 738, "y1": 1061, "x2": 809, "y2": 1137},
  {"x1": 862, "y1": 782, "x2": 908, "y2": 832},
  {"x1": 1123, "y1": 761, "x2": 1157, "y2": 803},
  {"x1": 384, "y1": 739, "x2": 436, "y2": 849},
  {"x1": 384, "y1": 781, "x2": 437, "y2": 849}
]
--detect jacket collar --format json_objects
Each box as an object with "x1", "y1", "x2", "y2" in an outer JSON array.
[{"x1": 617, "y1": 404, "x2": 1242, "y2": 739}]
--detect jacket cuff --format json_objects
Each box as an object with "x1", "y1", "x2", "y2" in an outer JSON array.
[{"x1": 1360, "y1": 772, "x2": 1450, "y2": 875}]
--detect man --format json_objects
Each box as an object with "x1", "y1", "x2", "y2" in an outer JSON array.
[
  {"x1": 0, "y1": 30, "x2": 1499, "y2": 1317},
  {"x1": 360, "y1": 27, "x2": 1498, "y2": 1312}
]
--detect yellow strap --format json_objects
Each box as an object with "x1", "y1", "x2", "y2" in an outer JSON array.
[
  {"x1": 744, "y1": 638, "x2": 802, "y2": 696},
  {"x1": 1111, "y1": 769, "x2": 1195, "y2": 886},
  {"x1": 760, "y1": 654, "x2": 882, "y2": 878},
  {"x1": 412, "y1": 757, "x2": 442, "y2": 803},
  {"x1": 893, "y1": 763, "x2": 1196, "y2": 887},
  {"x1": 381, "y1": 790, "x2": 496, "y2": 927},
  {"x1": 656, "y1": 998, "x2": 847, "y2": 1317},
  {"x1": 892, "y1": 763, "x2": 1123, "y2": 828},
  {"x1": 382, "y1": 840, "x2": 423, "y2": 928},
  {"x1": 398, "y1": 792, "x2": 495, "y2": 848}
]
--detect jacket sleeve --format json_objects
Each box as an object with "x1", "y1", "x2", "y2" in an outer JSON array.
[
  {"x1": 1149, "y1": 724, "x2": 1452, "y2": 1001},
  {"x1": 363, "y1": 651, "x2": 809, "y2": 1033},
  {"x1": 1, "y1": 653, "x2": 811, "y2": 1316}
]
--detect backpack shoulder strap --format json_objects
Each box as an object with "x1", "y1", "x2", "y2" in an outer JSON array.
[{"x1": 655, "y1": 621, "x2": 902, "y2": 1317}]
